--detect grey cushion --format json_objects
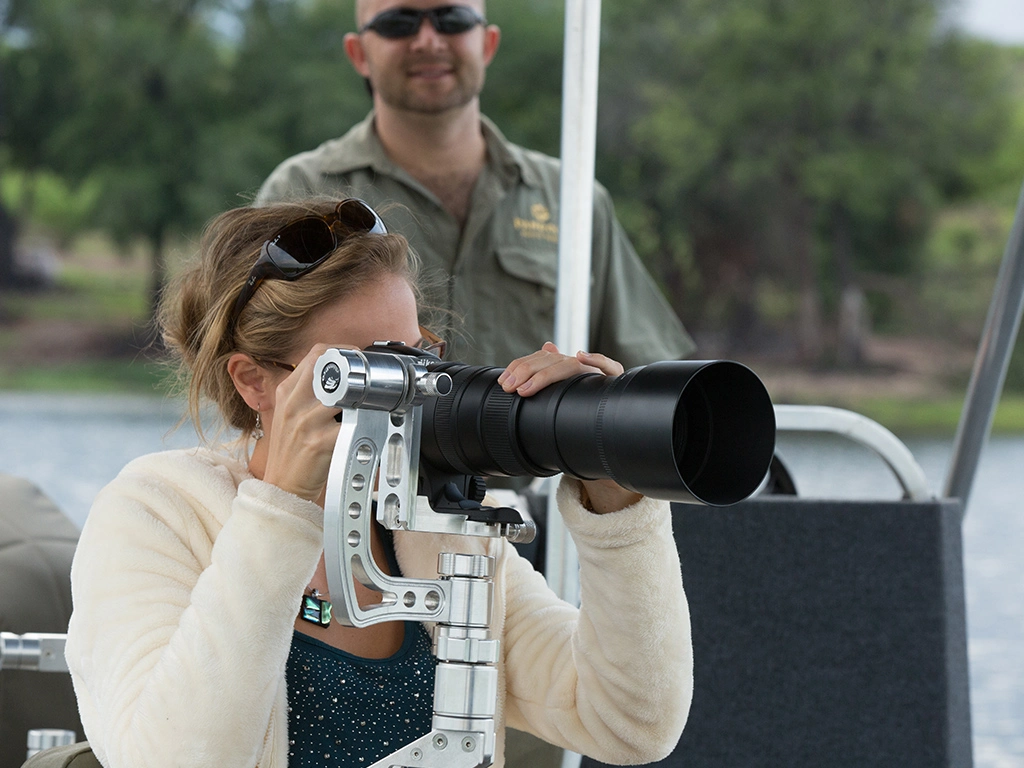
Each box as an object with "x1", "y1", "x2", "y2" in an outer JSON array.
[
  {"x1": 0, "y1": 475, "x2": 82, "y2": 768},
  {"x1": 22, "y1": 743, "x2": 99, "y2": 768}
]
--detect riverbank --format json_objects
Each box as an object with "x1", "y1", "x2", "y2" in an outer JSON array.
[
  {"x1": 751, "y1": 335, "x2": 1024, "y2": 435},
  {"x1": 2, "y1": 248, "x2": 1023, "y2": 436},
  {"x1": 4, "y1": 322, "x2": 1023, "y2": 436}
]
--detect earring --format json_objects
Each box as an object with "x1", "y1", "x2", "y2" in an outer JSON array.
[{"x1": 253, "y1": 407, "x2": 264, "y2": 441}]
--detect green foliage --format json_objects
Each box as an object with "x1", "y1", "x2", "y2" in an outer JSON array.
[
  {"x1": 15, "y1": 0, "x2": 228, "y2": 238},
  {"x1": 216, "y1": 0, "x2": 372, "y2": 199},
  {"x1": 0, "y1": 170, "x2": 100, "y2": 246},
  {"x1": 1, "y1": 1, "x2": 80, "y2": 173},
  {"x1": 0, "y1": 0, "x2": 1019, "y2": 367},
  {"x1": 1, "y1": 0, "x2": 236, "y2": 314},
  {"x1": 0, "y1": 359, "x2": 169, "y2": 392},
  {"x1": 597, "y1": 0, "x2": 1013, "y2": 357},
  {"x1": 1005, "y1": 333, "x2": 1024, "y2": 393},
  {"x1": 975, "y1": 47, "x2": 1024, "y2": 200},
  {"x1": 481, "y1": 0, "x2": 564, "y2": 157}
]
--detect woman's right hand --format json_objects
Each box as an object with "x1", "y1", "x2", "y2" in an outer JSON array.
[{"x1": 260, "y1": 343, "x2": 346, "y2": 504}]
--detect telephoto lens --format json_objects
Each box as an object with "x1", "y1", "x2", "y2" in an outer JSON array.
[{"x1": 419, "y1": 360, "x2": 776, "y2": 506}]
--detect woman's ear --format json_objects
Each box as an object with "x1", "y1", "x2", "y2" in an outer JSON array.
[{"x1": 227, "y1": 353, "x2": 276, "y2": 411}]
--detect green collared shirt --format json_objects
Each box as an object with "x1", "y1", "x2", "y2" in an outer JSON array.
[{"x1": 256, "y1": 112, "x2": 695, "y2": 368}]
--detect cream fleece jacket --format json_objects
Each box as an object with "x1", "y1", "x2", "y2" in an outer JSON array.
[{"x1": 65, "y1": 448, "x2": 692, "y2": 767}]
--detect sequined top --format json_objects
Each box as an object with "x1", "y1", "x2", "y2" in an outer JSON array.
[
  {"x1": 286, "y1": 526, "x2": 437, "y2": 767},
  {"x1": 285, "y1": 623, "x2": 437, "y2": 766}
]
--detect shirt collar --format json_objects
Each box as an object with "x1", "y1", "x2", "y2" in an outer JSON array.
[
  {"x1": 318, "y1": 111, "x2": 543, "y2": 189},
  {"x1": 479, "y1": 115, "x2": 544, "y2": 189}
]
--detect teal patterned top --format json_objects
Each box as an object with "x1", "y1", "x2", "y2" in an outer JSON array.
[
  {"x1": 286, "y1": 526, "x2": 437, "y2": 767},
  {"x1": 285, "y1": 622, "x2": 436, "y2": 767}
]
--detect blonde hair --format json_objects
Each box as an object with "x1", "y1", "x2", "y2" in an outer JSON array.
[{"x1": 158, "y1": 199, "x2": 416, "y2": 440}]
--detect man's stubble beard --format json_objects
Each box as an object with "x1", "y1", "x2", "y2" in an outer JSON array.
[{"x1": 374, "y1": 59, "x2": 485, "y2": 116}]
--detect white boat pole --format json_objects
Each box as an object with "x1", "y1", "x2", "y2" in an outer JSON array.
[
  {"x1": 547, "y1": 5, "x2": 602, "y2": 768},
  {"x1": 544, "y1": 0, "x2": 602, "y2": 609}
]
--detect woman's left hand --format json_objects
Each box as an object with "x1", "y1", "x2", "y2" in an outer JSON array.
[
  {"x1": 497, "y1": 341, "x2": 623, "y2": 395},
  {"x1": 497, "y1": 342, "x2": 643, "y2": 514}
]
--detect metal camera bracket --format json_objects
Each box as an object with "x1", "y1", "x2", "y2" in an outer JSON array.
[{"x1": 313, "y1": 345, "x2": 532, "y2": 768}]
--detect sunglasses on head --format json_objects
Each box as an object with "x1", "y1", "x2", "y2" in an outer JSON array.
[
  {"x1": 227, "y1": 199, "x2": 386, "y2": 338},
  {"x1": 360, "y1": 5, "x2": 486, "y2": 39}
]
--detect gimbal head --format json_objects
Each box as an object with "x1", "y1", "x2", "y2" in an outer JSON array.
[{"x1": 312, "y1": 343, "x2": 775, "y2": 768}]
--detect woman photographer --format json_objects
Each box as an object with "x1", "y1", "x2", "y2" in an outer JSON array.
[{"x1": 64, "y1": 199, "x2": 692, "y2": 768}]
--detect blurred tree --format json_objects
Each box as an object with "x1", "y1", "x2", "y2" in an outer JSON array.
[
  {"x1": 213, "y1": 0, "x2": 371, "y2": 202},
  {"x1": 599, "y1": 0, "x2": 1011, "y2": 363},
  {"x1": 1, "y1": 0, "x2": 233, "y2": 319},
  {"x1": 984, "y1": 47, "x2": 1024, "y2": 392},
  {"x1": 0, "y1": 196, "x2": 14, "y2": 292},
  {"x1": 1, "y1": 0, "x2": 79, "y2": 288},
  {"x1": 1, "y1": 0, "x2": 1014, "y2": 362},
  {"x1": 979, "y1": 47, "x2": 1024, "y2": 200},
  {"x1": 480, "y1": 0, "x2": 564, "y2": 157}
]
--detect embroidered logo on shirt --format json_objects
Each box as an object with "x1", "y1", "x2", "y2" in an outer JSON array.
[{"x1": 514, "y1": 203, "x2": 559, "y2": 243}]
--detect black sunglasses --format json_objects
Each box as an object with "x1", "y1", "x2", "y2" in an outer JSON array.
[
  {"x1": 360, "y1": 5, "x2": 486, "y2": 39},
  {"x1": 227, "y1": 199, "x2": 386, "y2": 338}
]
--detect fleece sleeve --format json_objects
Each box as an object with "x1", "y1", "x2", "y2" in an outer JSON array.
[
  {"x1": 501, "y1": 478, "x2": 692, "y2": 765},
  {"x1": 64, "y1": 453, "x2": 323, "y2": 768}
]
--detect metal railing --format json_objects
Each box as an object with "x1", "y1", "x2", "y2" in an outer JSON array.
[
  {"x1": 944, "y1": 179, "x2": 1024, "y2": 510},
  {"x1": 774, "y1": 404, "x2": 931, "y2": 501},
  {"x1": 1, "y1": 632, "x2": 76, "y2": 760},
  {"x1": 0, "y1": 632, "x2": 69, "y2": 673}
]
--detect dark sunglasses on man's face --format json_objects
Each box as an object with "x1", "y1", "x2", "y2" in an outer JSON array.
[
  {"x1": 226, "y1": 198, "x2": 387, "y2": 338},
  {"x1": 360, "y1": 5, "x2": 486, "y2": 39}
]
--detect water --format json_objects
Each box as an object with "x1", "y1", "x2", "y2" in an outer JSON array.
[
  {"x1": 1, "y1": 393, "x2": 1022, "y2": 766},
  {"x1": 0, "y1": 393, "x2": 201, "y2": 525}
]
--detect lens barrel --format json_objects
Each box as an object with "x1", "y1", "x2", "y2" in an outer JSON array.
[{"x1": 419, "y1": 360, "x2": 776, "y2": 506}]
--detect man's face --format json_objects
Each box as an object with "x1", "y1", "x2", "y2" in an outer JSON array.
[{"x1": 346, "y1": 1, "x2": 499, "y2": 116}]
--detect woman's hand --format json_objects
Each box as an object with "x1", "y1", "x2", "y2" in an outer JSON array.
[
  {"x1": 260, "y1": 343, "x2": 347, "y2": 504},
  {"x1": 497, "y1": 341, "x2": 623, "y2": 395},
  {"x1": 497, "y1": 342, "x2": 643, "y2": 514}
]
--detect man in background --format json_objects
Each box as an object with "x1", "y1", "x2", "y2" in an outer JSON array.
[
  {"x1": 257, "y1": 4, "x2": 694, "y2": 766},
  {"x1": 256, "y1": 0, "x2": 694, "y2": 369}
]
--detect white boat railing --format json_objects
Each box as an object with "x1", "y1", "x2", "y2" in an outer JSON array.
[{"x1": 773, "y1": 405, "x2": 931, "y2": 501}]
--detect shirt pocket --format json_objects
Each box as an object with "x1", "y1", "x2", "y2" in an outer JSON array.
[
  {"x1": 494, "y1": 246, "x2": 559, "y2": 293},
  {"x1": 472, "y1": 246, "x2": 559, "y2": 360},
  {"x1": 492, "y1": 246, "x2": 559, "y2": 325}
]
